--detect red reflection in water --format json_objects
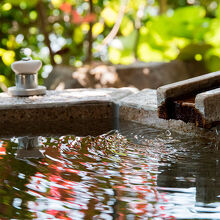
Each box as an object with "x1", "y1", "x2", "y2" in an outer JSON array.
[
  {"x1": 113, "y1": 166, "x2": 172, "y2": 218},
  {"x1": 24, "y1": 135, "x2": 175, "y2": 219},
  {"x1": 0, "y1": 141, "x2": 6, "y2": 159},
  {"x1": 47, "y1": 210, "x2": 74, "y2": 220}
]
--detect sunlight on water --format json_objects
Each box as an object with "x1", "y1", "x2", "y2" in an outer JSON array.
[{"x1": 0, "y1": 123, "x2": 220, "y2": 219}]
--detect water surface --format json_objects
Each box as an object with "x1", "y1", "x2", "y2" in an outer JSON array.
[{"x1": 0, "y1": 122, "x2": 220, "y2": 219}]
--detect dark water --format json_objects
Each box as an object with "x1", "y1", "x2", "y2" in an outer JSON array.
[{"x1": 0, "y1": 121, "x2": 220, "y2": 219}]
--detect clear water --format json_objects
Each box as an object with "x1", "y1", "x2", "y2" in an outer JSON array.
[{"x1": 0, "y1": 122, "x2": 220, "y2": 219}]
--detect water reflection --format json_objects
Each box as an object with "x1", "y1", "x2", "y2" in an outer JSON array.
[
  {"x1": 119, "y1": 121, "x2": 220, "y2": 218},
  {"x1": 16, "y1": 137, "x2": 44, "y2": 160},
  {"x1": 0, "y1": 125, "x2": 219, "y2": 219},
  {"x1": 0, "y1": 139, "x2": 37, "y2": 219},
  {"x1": 157, "y1": 142, "x2": 220, "y2": 205}
]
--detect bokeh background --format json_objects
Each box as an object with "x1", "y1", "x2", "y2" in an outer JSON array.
[{"x1": 0, "y1": 0, "x2": 220, "y2": 91}]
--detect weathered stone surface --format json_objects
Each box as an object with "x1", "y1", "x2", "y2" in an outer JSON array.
[
  {"x1": 119, "y1": 89, "x2": 217, "y2": 137},
  {"x1": 195, "y1": 88, "x2": 220, "y2": 123},
  {"x1": 0, "y1": 87, "x2": 217, "y2": 138},
  {"x1": 0, "y1": 88, "x2": 137, "y2": 137},
  {"x1": 0, "y1": 88, "x2": 138, "y2": 109},
  {"x1": 0, "y1": 88, "x2": 137, "y2": 136},
  {"x1": 119, "y1": 89, "x2": 157, "y2": 110},
  {"x1": 157, "y1": 71, "x2": 220, "y2": 106},
  {"x1": 157, "y1": 71, "x2": 220, "y2": 127},
  {"x1": 0, "y1": 119, "x2": 116, "y2": 138},
  {"x1": 0, "y1": 104, "x2": 114, "y2": 122}
]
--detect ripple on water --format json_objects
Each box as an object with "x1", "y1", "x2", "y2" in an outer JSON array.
[{"x1": 0, "y1": 123, "x2": 219, "y2": 219}]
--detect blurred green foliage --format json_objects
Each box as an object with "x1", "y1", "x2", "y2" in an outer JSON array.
[{"x1": 0, "y1": 0, "x2": 220, "y2": 91}]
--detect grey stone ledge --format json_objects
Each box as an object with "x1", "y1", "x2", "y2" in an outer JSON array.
[
  {"x1": 0, "y1": 87, "x2": 138, "y2": 110},
  {"x1": 0, "y1": 88, "x2": 138, "y2": 137},
  {"x1": 157, "y1": 71, "x2": 220, "y2": 106},
  {"x1": 0, "y1": 87, "x2": 217, "y2": 138},
  {"x1": 119, "y1": 89, "x2": 218, "y2": 138},
  {"x1": 196, "y1": 87, "x2": 220, "y2": 122}
]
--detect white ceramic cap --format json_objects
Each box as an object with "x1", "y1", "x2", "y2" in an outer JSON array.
[{"x1": 11, "y1": 60, "x2": 42, "y2": 74}]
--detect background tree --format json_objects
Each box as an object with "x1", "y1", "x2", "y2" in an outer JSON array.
[{"x1": 0, "y1": 0, "x2": 220, "y2": 91}]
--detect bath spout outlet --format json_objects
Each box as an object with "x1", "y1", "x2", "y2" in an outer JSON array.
[{"x1": 8, "y1": 49, "x2": 46, "y2": 96}]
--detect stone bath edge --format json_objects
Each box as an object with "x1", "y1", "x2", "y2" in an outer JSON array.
[{"x1": 0, "y1": 88, "x2": 218, "y2": 139}]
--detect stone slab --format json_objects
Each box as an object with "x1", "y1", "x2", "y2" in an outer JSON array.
[
  {"x1": 0, "y1": 119, "x2": 116, "y2": 138},
  {"x1": 0, "y1": 87, "x2": 217, "y2": 138},
  {"x1": 157, "y1": 71, "x2": 220, "y2": 106},
  {"x1": 0, "y1": 103, "x2": 114, "y2": 122},
  {"x1": 0, "y1": 88, "x2": 138, "y2": 110},
  {"x1": 195, "y1": 88, "x2": 220, "y2": 123},
  {"x1": 119, "y1": 89, "x2": 217, "y2": 138},
  {"x1": 0, "y1": 88, "x2": 137, "y2": 137}
]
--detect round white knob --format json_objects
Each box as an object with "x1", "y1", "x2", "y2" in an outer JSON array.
[{"x1": 11, "y1": 60, "x2": 42, "y2": 74}]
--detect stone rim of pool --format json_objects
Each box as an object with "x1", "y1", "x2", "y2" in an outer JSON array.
[{"x1": 0, "y1": 87, "x2": 218, "y2": 139}]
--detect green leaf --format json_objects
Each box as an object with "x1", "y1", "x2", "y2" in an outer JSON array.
[
  {"x1": 109, "y1": 47, "x2": 121, "y2": 64},
  {"x1": 205, "y1": 18, "x2": 220, "y2": 46},
  {"x1": 101, "y1": 7, "x2": 117, "y2": 26},
  {"x1": 137, "y1": 42, "x2": 164, "y2": 62},
  {"x1": 73, "y1": 27, "x2": 84, "y2": 44},
  {"x1": 7, "y1": 0, "x2": 38, "y2": 7},
  {"x1": 119, "y1": 30, "x2": 137, "y2": 50},
  {"x1": 109, "y1": 31, "x2": 137, "y2": 64},
  {"x1": 120, "y1": 16, "x2": 134, "y2": 36},
  {"x1": 172, "y1": 6, "x2": 206, "y2": 22},
  {"x1": 92, "y1": 22, "x2": 104, "y2": 37},
  {"x1": 148, "y1": 6, "x2": 210, "y2": 41}
]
